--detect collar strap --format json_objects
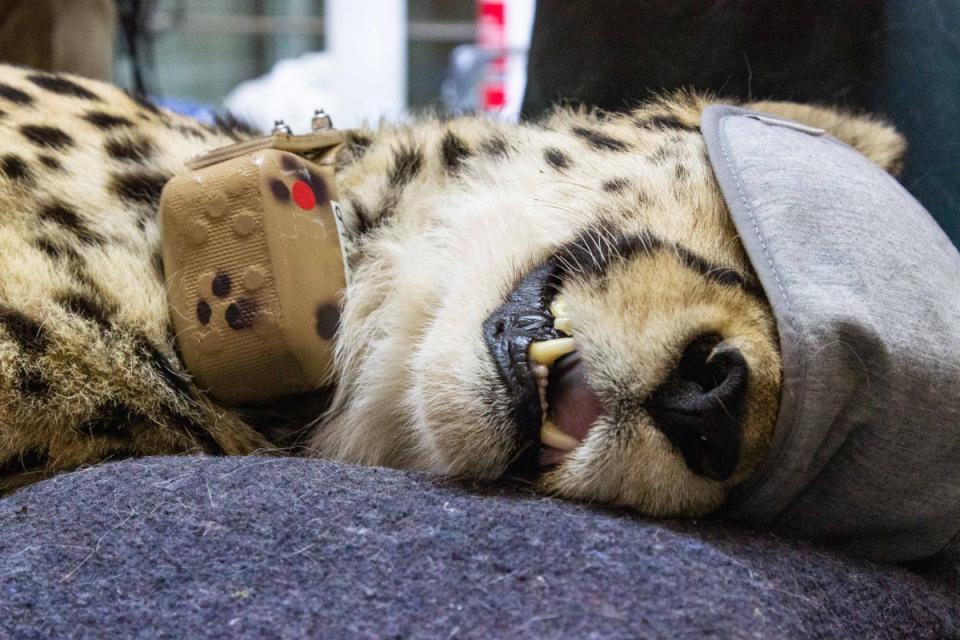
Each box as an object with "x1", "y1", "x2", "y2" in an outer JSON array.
[{"x1": 160, "y1": 129, "x2": 349, "y2": 405}]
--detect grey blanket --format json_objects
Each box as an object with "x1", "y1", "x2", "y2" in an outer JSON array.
[{"x1": 0, "y1": 456, "x2": 957, "y2": 639}]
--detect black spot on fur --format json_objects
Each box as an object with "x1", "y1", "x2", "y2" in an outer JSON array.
[
  {"x1": 602, "y1": 177, "x2": 630, "y2": 193},
  {"x1": 32, "y1": 235, "x2": 92, "y2": 288},
  {"x1": 225, "y1": 299, "x2": 257, "y2": 330},
  {"x1": 134, "y1": 210, "x2": 154, "y2": 231},
  {"x1": 0, "y1": 109, "x2": 6, "y2": 119},
  {"x1": 83, "y1": 111, "x2": 134, "y2": 130},
  {"x1": 675, "y1": 164, "x2": 690, "y2": 181},
  {"x1": 105, "y1": 137, "x2": 155, "y2": 164},
  {"x1": 1, "y1": 154, "x2": 32, "y2": 183},
  {"x1": 34, "y1": 237, "x2": 62, "y2": 260},
  {"x1": 174, "y1": 124, "x2": 207, "y2": 140},
  {"x1": 0, "y1": 82, "x2": 33, "y2": 105},
  {"x1": 151, "y1": 250, "x2": 164, "y2": 280},
  {"x1": 17, "y1": 367, "x2": 49, "y2": 395},
  {"x1": 345, "y1": 131, "x2": 374, "y2": 157},
  {"x1": 0, "y1": 448, "x2": 48, "y2": 481},
  {"x1": 39, "y1": 203, "x2": 103, "y2": 245},
  {"x1": 636, "y1": 114, "x2": 699, "y2": 133},
  {"x1": 38, "y1": 155, "x2": 62, "y2": 171},
  {"x1": 555, "y1": 221, "x2": 758, "y2": 295},
  {"x1": 346, "y1": 131, "x2": 374, "y2": 148},
  {"x1": 27, "y1": 73, "x2": 99, "y2": 100},
  {"x1": 480, "y1": 136, "x2": 509, "y2": 157},
  {"x1": 649, "y1": 144, "x2": 672, "y2": 165},
  {"x1": 33, "y1": 237, "x2": 81, "y2": 262},
  {"x1": 544, "y1": 147, "x2": 571, "y2": 170},
  {"x1": 79, "y1": 400, "x2": 148, "y2": 438},
  {"x1": 388, "y1": 145, "x2": 424, "y2": 187},
  {"x1": 133, "y1": 335, "x2": 195, "y2": 400},
  {"x1": 213, "y1": 112, "x2": 259, "y2": 140},
  {"x1": 375, "y1": 191, "x2": 400, "y2": 226},
  {"x1": 59, "y1": 292, "x2": 113, "y2": 330},
  {"x1": 20, "y1": 125, "x2": 74, "y2": 150},
  {"x1": 0, "y1": 305, "x2": 48, "y2": 354},
  {"x1": 441, "y1": 131, "x2": 472, "y2": 174},
  {"x1": 349, "y1": 197, "x2": 370, "y2": 235},
  {"x1": 110, "y1": 171, "x2": 168, "y2": 207},
  {"x1": 572, "y1": 126, "x2": 628, "y2": 152}
]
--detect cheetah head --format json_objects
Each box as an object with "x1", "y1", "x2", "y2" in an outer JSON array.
[{"x1": 317, "y1": 94, "x2": 905, "y2": 517}]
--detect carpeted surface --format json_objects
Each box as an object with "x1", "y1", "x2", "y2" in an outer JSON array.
[{"x1": 0, "y1": 456, "x2": 957, "y2": 639}]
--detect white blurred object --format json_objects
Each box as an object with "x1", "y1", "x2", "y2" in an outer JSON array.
[
  {"x1": 225, "y1": 0, "x2": 407, "y2": 132},
  {"x1": 225, "y1": 53, "x2": 336, "y2": 134}
]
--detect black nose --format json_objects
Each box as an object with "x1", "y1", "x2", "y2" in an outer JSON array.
[{"x1": 645, "y1": 333, "x2": 749, "y2": 481}]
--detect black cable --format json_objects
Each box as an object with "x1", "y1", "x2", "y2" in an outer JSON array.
[{"x1": 116, "y1": 0, "x2": 158, "y2": 95}]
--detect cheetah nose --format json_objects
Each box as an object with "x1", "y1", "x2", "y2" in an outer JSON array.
[{"x1": 645, "y1": 334, "x2": 748, "y2": 481}]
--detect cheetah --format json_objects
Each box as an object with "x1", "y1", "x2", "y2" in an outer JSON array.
[{"x1": 0, "y1": 64, "x2": 905, "y2": 517}]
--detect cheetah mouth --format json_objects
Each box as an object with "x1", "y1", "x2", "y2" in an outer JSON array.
[{"x1": 482, "y1": 259, "x2": 604, "y2": 472}]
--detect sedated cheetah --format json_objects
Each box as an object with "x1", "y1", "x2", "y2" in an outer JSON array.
[{"x1": 0, "y1": 64, "x2": 906, "y2": 518}]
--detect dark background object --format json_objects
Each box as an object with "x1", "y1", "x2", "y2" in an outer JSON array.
[
  {"x1": 882, "y1": 1, "x2": 960, "y2": 244},
  {"x1": 522, "y1": 0, "x2": 960, "y2": 246},
  {"x1": 116, "y1": 0, "x2": 157, "y2": 94},
  {"x1": 0, "y1": 0, "x2": 117, "y2": 81}
]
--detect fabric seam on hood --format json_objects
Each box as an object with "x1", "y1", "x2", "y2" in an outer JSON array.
[{"x1": 711, "y1": 108, "x2": 811, "y2": 520}]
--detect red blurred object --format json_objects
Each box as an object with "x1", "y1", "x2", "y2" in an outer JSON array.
[{"x1": 477, "y1": 0, "x2": 507, "y2": 112}]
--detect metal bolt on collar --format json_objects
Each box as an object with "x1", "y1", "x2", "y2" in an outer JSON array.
[
  {"x1": 272, "y1": 120, "x2": 293, "y2": 135},
  {"x1": 311, "y1": 109, "x2": 334, "y2": 131}
]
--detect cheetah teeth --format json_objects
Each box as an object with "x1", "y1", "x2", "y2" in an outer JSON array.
[
  {"x1": 554, "y1": 317, "x2": 573, "y2": 334},
  {"x1": 529, "y1": 337, "x2": 576, "y2": 367},
  {"x1": 531, "y1": 295, "x2": 577, "y2": 450},
  {"x1": 540, "y1": 420, "x2": 579, "y2": 451},
  {"x1": 549, "y1": 298, "x2": 569, "y2": 320}
]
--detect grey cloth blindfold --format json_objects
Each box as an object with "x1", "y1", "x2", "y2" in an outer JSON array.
[{"x1": 701, "y1": 106, "x2": 960, "y2": 563}]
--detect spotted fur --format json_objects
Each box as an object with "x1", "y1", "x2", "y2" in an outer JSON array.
[{"x1": 0, "y1": 65, "x2": 906, "y2": 516}]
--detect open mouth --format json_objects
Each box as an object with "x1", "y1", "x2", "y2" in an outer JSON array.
[
  {"x1": 483, "y1": 259, "x2": 603, "y2": 471},
  {"x1": 537, "y1": 346, "x2": 603, "y2": 467}
]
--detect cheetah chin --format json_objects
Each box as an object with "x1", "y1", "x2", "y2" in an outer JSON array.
[{"x1": 0, "y1": 65, "x2": 905, "y2": 520}]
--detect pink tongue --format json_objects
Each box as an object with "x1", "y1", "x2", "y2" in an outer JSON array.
[{"x1": 539, "y1": 352, "x2": 603, "y2": 466}]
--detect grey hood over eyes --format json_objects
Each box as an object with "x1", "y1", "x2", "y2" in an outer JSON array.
[{"x1": 700, "y1": 106, "x2": 960, "y2": 563}]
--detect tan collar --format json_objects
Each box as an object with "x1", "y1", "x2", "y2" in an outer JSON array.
[{"x1": 160, "y1": 125, "x2": 349, "y2": 405}]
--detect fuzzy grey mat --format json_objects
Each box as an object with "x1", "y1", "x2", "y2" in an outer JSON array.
[{"x1": 1, "y1": 456, "x2": 957, "y2": 639}]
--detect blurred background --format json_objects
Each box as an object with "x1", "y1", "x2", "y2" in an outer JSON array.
[
  {"x1": 119, "y1": 0, "x2": 535, "y2": 130},
  {"x1": 0, "y1": 0, "x2": 536, "y2": 128},
  {"x1": 0, "y1": 0, "x2": 957, "y2": 244}
]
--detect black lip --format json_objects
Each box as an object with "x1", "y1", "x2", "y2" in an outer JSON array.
[{"x1": 483, "y1": 259, "x2": 562, "y2": 450}]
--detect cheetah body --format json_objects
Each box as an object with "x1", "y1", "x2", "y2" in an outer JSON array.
[{"x1": 0, "y1": 65, "x2": 904, "y2": 517}]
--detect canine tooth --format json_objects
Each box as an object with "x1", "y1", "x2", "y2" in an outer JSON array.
[
  {"x1": 529, "y1": 337, "x2": 576, "y2": 366},
  {"x1": 540, "y1": 420, "x2": 579, "y2": 451},
  {"x1": 550, "y1": 298, "x2": 569, "y2": 319},
  {"x1": 554, "y1": 317, "x2": 573, "y2": 335}
]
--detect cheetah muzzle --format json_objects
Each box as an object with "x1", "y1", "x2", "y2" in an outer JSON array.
[{"x1": 484, "y1": 241, "x2": 747, "y2": 482}]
